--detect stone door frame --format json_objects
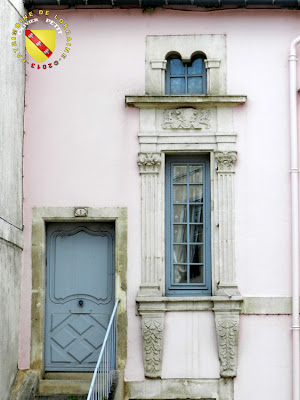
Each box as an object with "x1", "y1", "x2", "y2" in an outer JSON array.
[{"x1": 30, "y1": 207, "x2": 127, "y2": 375}]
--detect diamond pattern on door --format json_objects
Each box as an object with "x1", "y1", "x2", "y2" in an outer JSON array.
[
  {"x1": 49, "y1": 313, "x2": 109, "y2": 365},
  {"x1": 69, "y1": 315, "x2": 91, "y2": 335},
  {"x1": 68, "y1": 341, "x2": 93, "y2": 363}
]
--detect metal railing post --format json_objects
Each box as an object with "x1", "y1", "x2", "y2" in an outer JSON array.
[{"x1": 87, "y1": 299, "x2": 120, "y2": 400}]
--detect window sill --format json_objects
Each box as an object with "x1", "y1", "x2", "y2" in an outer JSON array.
[
  {"x1": 125, "y1": 95, "x2": 247, "y2": 109},
  {"x1": 136, "y1": 295, "x2": 243, "y2": 314}
]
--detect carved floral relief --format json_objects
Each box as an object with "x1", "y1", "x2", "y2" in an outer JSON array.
[
  {"x1": 215, "y1": 151, "x2": 237, "y2": 172},
  {"x1": 215, "y1": 316, "x2": 239, "y2": 377},
  {"x1": 142, "y1": 315, "x2": 164, "y2": 378},
  {"x1": 137, "y1": 152, "x2": 162, "y2": 174},
  {"x1": 162, "y1": 108, "x2": 211, "y2": 130}
]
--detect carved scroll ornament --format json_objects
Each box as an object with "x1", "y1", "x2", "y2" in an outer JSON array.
[
  {"x1": 141, "y1": 315, "x2": 164, "y2": 378},
  {"x1": 215, "y1": 315, "x2": 239, "y2": 377},
  {"x1": 215, "y1": 151, "x2": 237, "y2": 173},
  {"x1": 137, "y1": 152, "x2": 162, "y2": 174},
  {"x1": 162, "y1": 108, "x2": 211, "y2": 130}
]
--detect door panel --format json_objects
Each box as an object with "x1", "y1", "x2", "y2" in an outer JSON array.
[{"x1": 45, "y1": 222, "x2": 115, "y2": 371}]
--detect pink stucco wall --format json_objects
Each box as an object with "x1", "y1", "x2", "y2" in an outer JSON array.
[{"x1": 20, "y1": 8, "x2": 300, "y2": 396}]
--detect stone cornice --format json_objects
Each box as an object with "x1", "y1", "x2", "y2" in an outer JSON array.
[
  {"x1": 125, "y1": 95, "x2": 247, "y2": 109},
  {"x1": 136, "y1": 296, "x2": 243, "y2": 314},
  {"x1": 136, "y1": 296, "x2": 297, "y2": 315}
]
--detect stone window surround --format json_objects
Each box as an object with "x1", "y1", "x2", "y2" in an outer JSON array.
[
  {"x1": 126, "y1": 95, "x2": 246, "y2": 385},
  {"x1": 125, "y1": 34, "x2": 247, "y2": 399},
  {"x1": 145, "y1": 34, "x2": 226, "y2": 96},
  {"x1": 30, "y1": 207, "x2": 127, "y2": 376}
]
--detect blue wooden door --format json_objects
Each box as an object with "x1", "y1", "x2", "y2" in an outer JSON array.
[{"x1": 45, "y1": 222, "x2": 115, "y2": 371}]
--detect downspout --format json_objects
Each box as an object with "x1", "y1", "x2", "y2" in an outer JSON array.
[{"x1": 289, "y1": 36, "x2": 300, "y2": 400}]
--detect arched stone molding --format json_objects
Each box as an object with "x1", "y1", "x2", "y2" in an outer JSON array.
[{"x1": 145, "y1": 35, "x2": 226, "y2": 96}]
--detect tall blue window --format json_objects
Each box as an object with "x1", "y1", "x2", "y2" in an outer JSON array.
[
  {"x1": 165, "y1": 55, "x2": 207, "y2": 95},
  {"x1": 165, "y1": 155, "x2": 211, "y2": 296}
]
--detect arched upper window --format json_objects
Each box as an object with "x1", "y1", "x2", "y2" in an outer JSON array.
[{"x1": 165, "y1": 55, "x2": 207, "y2": 95}]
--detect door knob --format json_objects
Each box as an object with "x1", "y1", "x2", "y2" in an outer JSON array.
[{"x1": 78, "y1": 300, "x2": 84, "y2": 306}]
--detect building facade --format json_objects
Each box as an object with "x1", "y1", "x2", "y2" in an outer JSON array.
[{"x1": 4, "y1": 3, "x2": 300, "y2": 400}]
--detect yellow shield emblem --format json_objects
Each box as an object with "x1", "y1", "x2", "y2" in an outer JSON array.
[{"x1": 25, "y1": 30, "x2": 55, "y2": 63}]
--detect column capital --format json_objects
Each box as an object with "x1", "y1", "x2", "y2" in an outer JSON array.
[
  {"x1": 204, "y1": 59, "x2": 221, "y2": 69},
  {"x1": 137, "y1": 152, "x2": 162, "y2": 174},
  {"x1": 215, "y1": 151, "x2": 237, "y2": 173},
  {"x1": 150, "y1": 60, "x2": 167, "y2": 70}
]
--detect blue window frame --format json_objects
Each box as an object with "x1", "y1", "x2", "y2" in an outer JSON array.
[
  {"x1": 165, "y1": 155, "x2": 211, "y2": 296},
  {"x1": 165, "y1": 55, "x2": 207, "y2": 95}
]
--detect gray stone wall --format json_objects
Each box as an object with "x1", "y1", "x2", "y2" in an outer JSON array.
[{"x1": 0, "y1": 0, "x2": 25, "y2": 399}]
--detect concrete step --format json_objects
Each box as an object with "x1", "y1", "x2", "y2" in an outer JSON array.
[
  {"x1": 37, "y1": 379, "x2": 90, "y2": 396},
  {"x1": 35, "y1": 395, "x2": 87, "y2": 400},
  {"x1": 44, "y1": 373, "x2": 93, "y2": 381}
]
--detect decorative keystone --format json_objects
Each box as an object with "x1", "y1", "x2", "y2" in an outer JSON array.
[{"x1": 74, "y1": 207, "x2": 88, "y2": 217}]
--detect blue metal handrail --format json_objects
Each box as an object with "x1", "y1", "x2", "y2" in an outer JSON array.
[{"x1": 87, "y1": 299, "x2": 119, "y2": 400}]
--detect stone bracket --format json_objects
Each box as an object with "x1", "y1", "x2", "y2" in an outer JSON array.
[
  {"x1": 213, "y1": 300, "x2": 241, "y2": 378},
  {"x1": 137, "y1": 297, "x2": 242, "y2": 379},
  {"x1": 141, "y1": 312, "x2": 165, "y2": 379}
]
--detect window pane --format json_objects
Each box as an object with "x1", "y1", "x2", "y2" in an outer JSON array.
[
  {"x1": 174, "y1": 225, "x2": 187, "y2": 243},
  {"x1": 173, "y1": 185, "x2": 187, "y2": 203},
  {"x1": 190, "y1": 205, "x2": 203, "y2": 223},
  {"x1": 189, "y1": 165, "x2": 203, "y2": 183},
  {"x1": 173, "y1": 165, "x2": 187, "y2": 183},
  {"x1": 170, "y1": 78, "x2": 185, "y2": 94},
  {"x1": 170, "y1": 58, "x2": 185, "y2": 75},
  {"x1": 187, "y1": 58, "x2": 203, "y2": 75},
  {"x1": 189, "y1": 185, "x2": 203, "y2": 203},
  {"x1": 174, "y1": 265, "x2": 187, "y2": 283},
  {"x1": 190, "y1": 245, "x2": 203, "y2": 263},
  {"x1": 190, "y1": 225, "x2": 203, "y2": 243},
  {"x1": 190, "y1": 265, "x2": 203, "y2": 283},
  {"x1": 187, "y1": 77, "x2": 202, "y2": 94},
  {"x1": 173, "y1": 245, "x2": 187, "y2": 263},
  {"x1": 174, "y1": 205, "x2": 187, "y2": 223}
]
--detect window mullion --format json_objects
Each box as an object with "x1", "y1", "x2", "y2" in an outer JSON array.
[{"x1": 185, "y1": 64, "x2": 188, "y2": 94}]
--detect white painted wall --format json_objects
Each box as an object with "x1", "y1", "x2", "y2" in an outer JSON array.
[
  {"x1": 20, "y1": 8, "x2": 300, "y2": 399},
  {"x1": 0, "y1": 0, "x2": 25, "y2": 398}
]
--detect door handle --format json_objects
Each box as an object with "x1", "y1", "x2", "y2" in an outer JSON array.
[{"x1": 78, "y1": 300, "x2": 84, "y2": 306}]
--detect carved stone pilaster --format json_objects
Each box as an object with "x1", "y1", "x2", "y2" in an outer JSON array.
[
  {"x1": 137, "y1": 152, "x2": 163, "y2": 296},
  {"x1": 137, "y1": 152, "x2": 161, "y2": 174},
  {"x1": 204, "y1": 59, "x2": 221, "y2": 95},
  {"x1": 214, "y1": 301, "x2": 241, "y2": 378},
  {"x1": 141, "y1": 313, "x2": 164, "y2": 378},
  {"x1": 215, "y1": 151, "x2": 239, "y2": 296}
]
